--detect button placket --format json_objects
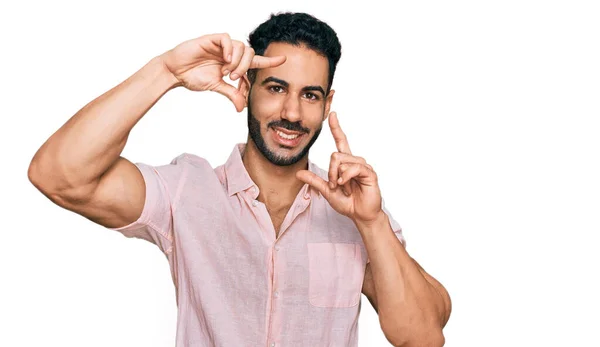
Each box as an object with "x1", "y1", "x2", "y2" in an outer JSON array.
[
  {"x1": 269, "y1": 244, "x2": 281, "y2": 347},
  {"x1": 272, "y1": 244, "x2": 280, "y2": 300}
]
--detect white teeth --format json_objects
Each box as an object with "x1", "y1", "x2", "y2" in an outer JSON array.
[{"x1": 276, "y1": 130, "x2": 300, "y2": 140}]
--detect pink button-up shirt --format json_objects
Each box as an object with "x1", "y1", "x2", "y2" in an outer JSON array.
[{"x1": 112, "y1": 143, "x2": 404, "y2": 347}]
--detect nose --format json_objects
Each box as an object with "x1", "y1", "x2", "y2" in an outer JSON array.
[{"x1": 280, "y1": 93, "x2": 301, "y2": 123}]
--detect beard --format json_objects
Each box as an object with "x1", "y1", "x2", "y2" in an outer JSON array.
[{"x1": 247, "y1": 95, "x2": 322, "y2": 167}]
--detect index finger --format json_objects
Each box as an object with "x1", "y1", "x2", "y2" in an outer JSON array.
[
  {"x1": 329, "y1": 112, "x2": 352, "y2": 154},
  {"x1": 250, "y1": 55, "x2": 287, "y2": 69},
  {"x1": 204, "y1": 33, "x2": 233, "y2": 63}
]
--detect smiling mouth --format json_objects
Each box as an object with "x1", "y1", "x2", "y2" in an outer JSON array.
[
  {"x1": 271, "y1": 127, "x2": 306, "y2": 147},
  {"x1": 276, "y1": 129, "x2": 301, "y2": 139}
]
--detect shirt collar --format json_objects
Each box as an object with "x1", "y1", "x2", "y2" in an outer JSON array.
[{"x1": 224, "y1": 143, "x2": 321, "y2": 199}]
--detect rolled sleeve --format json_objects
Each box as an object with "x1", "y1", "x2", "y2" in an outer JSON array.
[{"x1": 110, "y1": 158, "x2": 185, "y2": 254}]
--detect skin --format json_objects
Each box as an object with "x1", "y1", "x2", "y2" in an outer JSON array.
[
  {"x1": 234, "y1": 42, "x2": 334, "y2": 234},
  {"x1": 235, "y1": 44, "x2": 451, "y2": 346},
  {"x1": 28, "y1": 33, "x2": 451, "y2": 347},
  {"x1": 27, "y1": 33, "x2": 286, "y2": 228},
  {"x1": 297, "y1": 113, "x2": 452, "y2": 347}
]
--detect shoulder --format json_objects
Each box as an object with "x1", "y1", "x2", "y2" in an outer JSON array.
[
  {"x1": 136, "y1": 153, "x2": 215, "y2": 186},
  {"x1": 170, "y1": 153, "x2": 212, "y2": 169},
  {"x1": 159, "y1": 152, "x2": 217, "y2": 176}
]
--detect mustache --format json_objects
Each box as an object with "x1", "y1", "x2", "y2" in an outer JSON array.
[{"x1": 268, "y1": 120, "x2": 310, "y2": 134}]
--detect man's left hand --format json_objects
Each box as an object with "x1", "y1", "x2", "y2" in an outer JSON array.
[{"x1": 296, "y1": 112, "x2": 383, "y2": 225}]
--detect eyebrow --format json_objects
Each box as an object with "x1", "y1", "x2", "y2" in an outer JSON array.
[{"x1": 261, "y1": 76, "x2": 326, "y2": 96}]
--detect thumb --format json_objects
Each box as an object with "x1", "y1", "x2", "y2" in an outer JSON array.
[{"x1": 212, "y1": 80, "x2": 245, "y2": 112}]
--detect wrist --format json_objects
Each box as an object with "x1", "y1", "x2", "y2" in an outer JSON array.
[
  {"x1": 151, "y1": 55, "x2": 183, "y2": 90},
  {"x1": 354, "y1": 210, "x2": 388, "y2": 234}
]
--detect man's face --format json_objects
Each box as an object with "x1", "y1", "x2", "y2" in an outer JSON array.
[{"x1": 246, "y1": 42, "x2": 333, "y2": 166}]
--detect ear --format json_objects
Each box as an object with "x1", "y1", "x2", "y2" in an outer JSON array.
[
  {"x1": 324, "y1": 89, "x2": 335, "y2": 121},
  {"x1": 238, "y1": 75, "x2": 251, "y2": 108}
]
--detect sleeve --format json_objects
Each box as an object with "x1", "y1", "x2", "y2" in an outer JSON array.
[{"x1": 109, "y1": 157, "x2": 186, "y2": 254}]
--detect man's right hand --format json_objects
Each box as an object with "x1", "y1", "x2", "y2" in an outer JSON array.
[
  {"x1": 29, "y1": 33, "x2": 282, "y2": 230},
  {"x1": 160, "y1": 33, "x2": 286, "y2": 112}
]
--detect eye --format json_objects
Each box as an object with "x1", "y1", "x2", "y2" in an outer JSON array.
[
  {"x1": 304, "y1": 92, "x2": 319, "y2": 100},
  {"x1": 269, "y1": 85, "x2": 285, "y2": 93}
]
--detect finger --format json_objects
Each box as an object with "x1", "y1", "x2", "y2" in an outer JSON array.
[
  {"x1": 222, "y1": 41, "x2": 245, "y2": 76},
  {"x1": 296, "y1": 170, "x2": 332, "y2": 200},
  {"x1": 250, "y1": 55, "x2": 287, "y2": 69},
  {"x1": 338, "y1": 163, "x2": 354, "y2": 196},
  {"x1": 230, "y1": 46, "x2": 255, "y2": 80},
  {"x1": 219, "y1": 34, "x2": 232, "y2": 63},
  {"x1": 329, "y1": 112, "x2": 351, "y2": 154},
  {"x1": 204, "y1": 33, "x2": 232, "y2": 63},
  {"x1": 328, "y1": 152, "x2": 366, "y2": 189},
  {"x1": 212, "y1": 80, "x2": 244, "y2": 112},
  {"x1": 337, "y1": 163, "x2": 372, "y2": 186}
]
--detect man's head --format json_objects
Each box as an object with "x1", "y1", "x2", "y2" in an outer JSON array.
[{"x1": 240, "y1": 12, "x2": 342, "y2": 166}]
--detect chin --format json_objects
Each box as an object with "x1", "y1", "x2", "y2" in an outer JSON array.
[
  {"x1": 262, "y1": 140, "x2": 309, "y2": 167},
  {"x1": 247, "y1": 107, "x2": 322, "y2": 167}
]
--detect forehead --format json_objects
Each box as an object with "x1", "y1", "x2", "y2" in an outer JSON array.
[{"x1": 256, "y1": 42, "x2": 329, "y2": 88}]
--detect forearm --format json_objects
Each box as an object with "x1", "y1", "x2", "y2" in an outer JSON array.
[
  {"x1": 356, "y1": 212, "x2": 447, "y2": 346},
  {"x1": 29, "y1": 56, "x2": 179, "y2": 192}
]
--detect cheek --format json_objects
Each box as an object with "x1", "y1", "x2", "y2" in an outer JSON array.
[
  {"x1": 304, "y1": 104, "x2": 326, "y2": 126},
  {"x1": 252, "y1": 97, "x2": 282, "y2": 121}
]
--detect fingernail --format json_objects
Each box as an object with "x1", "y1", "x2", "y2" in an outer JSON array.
[
  {"x1": 231, "y1": 73, "x2": 239, "y2": 80},
  {"x1": 223, "y1": 69, "x2": 229, "y2": 76},
  {"x1": 227, "y1": 54, "x2": 232, "y2": 62},
  {"x1": 329, "y1": 182, "x2": 335, "y2": 189},
  {"x1": 337, "y1": 177, "x2": 343, "y2": 184}
]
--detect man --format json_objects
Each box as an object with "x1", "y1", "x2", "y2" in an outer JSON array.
[{"x1": 28, "y1": 12, "x2": 451, "y2": 347}]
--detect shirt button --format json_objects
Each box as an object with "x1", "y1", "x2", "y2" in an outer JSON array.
[
  {"x1": 252, "y1": 200, "x2": 258, "y2": 207},
  {"x1": 251, "y1": 186, "x2": 256, "y2": 194},
  {"x1": 274, "y1": 291, "x2": 279, "y2": 297},
  {"x1": 270, "y1": 343, "x2": 275, "y2": 347},
  {"x1": 274, "y1": 246, "x2": 280, "y2": 251}
]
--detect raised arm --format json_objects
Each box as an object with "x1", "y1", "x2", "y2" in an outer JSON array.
[
  {"x1": 27, "y1": 33, "x2": 286, "y2": 229},
  {"x1": 297, "y1": 112, "x2": 451, "y2": 346}
]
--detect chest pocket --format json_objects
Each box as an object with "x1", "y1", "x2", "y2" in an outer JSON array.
[{"x1": 307, "y1": 243, "x2": 365, "y2": 308}]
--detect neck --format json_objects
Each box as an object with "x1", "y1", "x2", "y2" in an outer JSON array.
[{"x1": 242, "y1": 138, "x2": 308, "y2": 208}]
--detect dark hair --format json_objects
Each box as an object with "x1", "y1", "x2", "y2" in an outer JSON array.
[{"x1": 247, "y1": 12, "x2": 342, "y2": 94}]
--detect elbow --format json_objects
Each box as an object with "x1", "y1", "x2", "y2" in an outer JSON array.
[
  {"x1": 418, "y1": 329, "x2": 445, "y2": 347},
  {"x1": 28, "y1": 158, "x2": 61, "y2": 203},
  {"x1": 382, "y1": 320, "x2": 445, "y2": 347},
  {"x1": 402, "y1": 330, "x2": 445, "y2": 347},
  {"x1": 28, "y1": 158, "x2": 47, "y2": 192},
  {"x1": 28, "y1": 157, "x2": 58, "y2": 196},
  {"x1": 389, "y1": 331, "x2": 445, "y2": 347},
  {"x1": 28, "y1": 157, "x2": 94, "y2": 205}
]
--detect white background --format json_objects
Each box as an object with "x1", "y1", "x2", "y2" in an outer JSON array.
[{"x1": 1, "y1": 0, "x2": 599, "y2": 346}]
